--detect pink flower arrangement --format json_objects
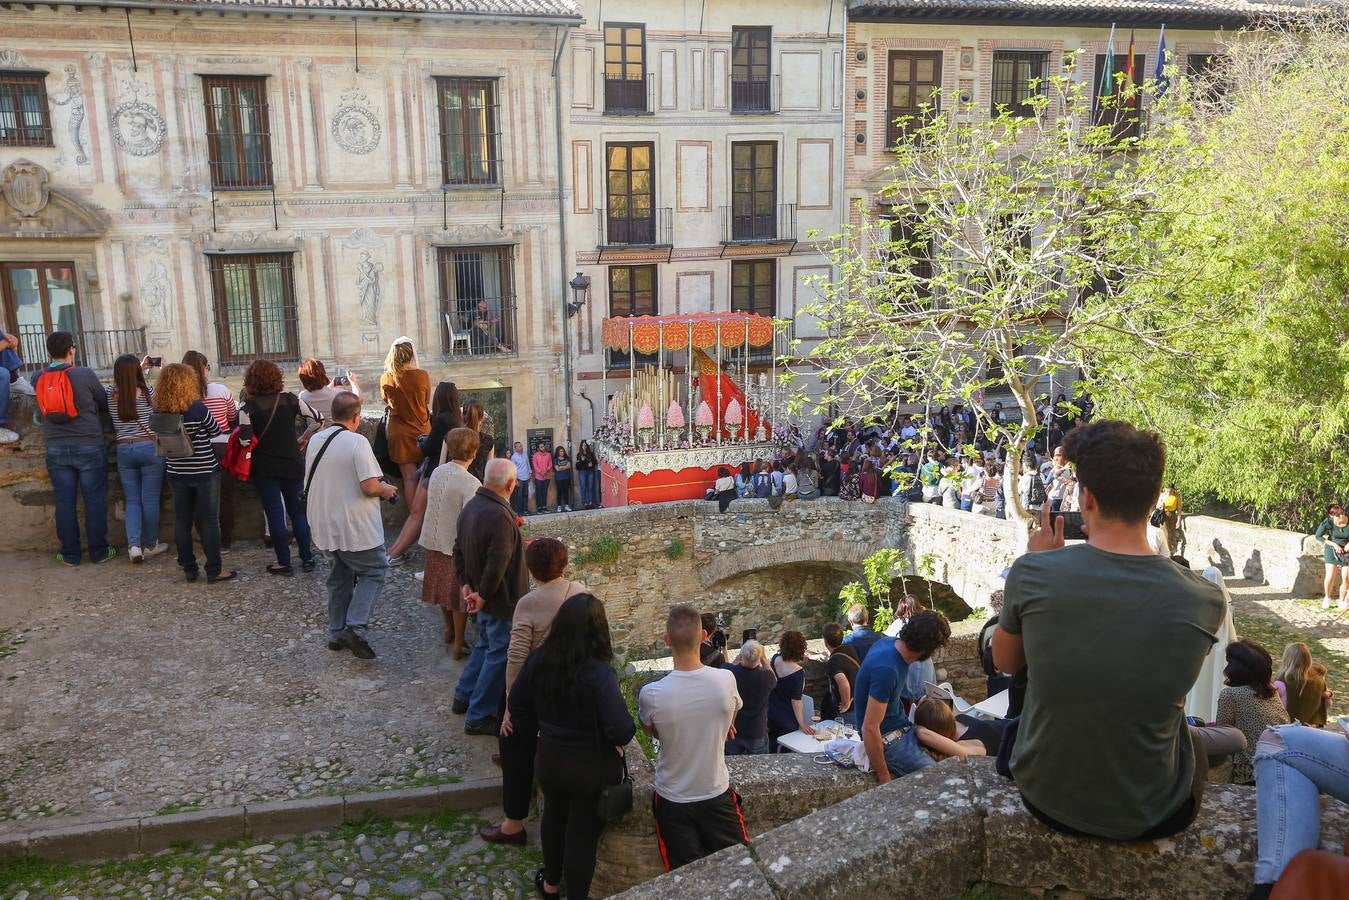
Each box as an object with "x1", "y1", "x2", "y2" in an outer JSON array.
[
  {"x1": 666, "y1": 401, "x2": 685, "y2": 429},
  {"x1": 636, "y1": 403, "x2": 655, "y2": 430},
  {"x1": 695, "y1": 401, "x2": 714, "y2": 427},
  {"x1": 725, "y1": 398, "x2": 743, "y2": 425}
]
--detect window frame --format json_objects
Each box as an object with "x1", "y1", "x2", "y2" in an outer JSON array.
[
  {"x1": 731, "y1": 26, "x2": 773, "y2": 113},
  {"x1": 607, "y1": 264, "x2": 658, "y2": 318},
  {"x1": 1092, "y1": 53, "x2": 1146, "y2": 140},
  {"x1": 435, "y1": 77, "x2": 502, "y2": 187},
  {"x1": 730, "y1": 259, "x2": 776, "y2": 318},
  {"x1": 730, "y1": 141, "x2": 778, "y2": 241},
  {"x1": 0, "y1": 70, "x2": 53, "y2": 147},
  {"x1": 206, "y1": 253, "x2": 299, "y2": 365},
  {"x1": 990, "y1": 50, "x2": 1050, "y2": 119},
  {"x1": 437, "y1": 245, "x2": 517, "y2": 357},
  {"x1": 201, "y1": 75, "x2": 275, "y2": 190},
  {"x1": 0, "y1": 262, "x2": 83, "y2": 360},
  {"x1": 886, "y1": 50, "x2": 943, "y2": 147},
  {"x1": 605, "y1": 141, "x2": 657, "y2": 245},
  {"x1": 603, "y1": 22, "x2": 648, "y2": 113}
]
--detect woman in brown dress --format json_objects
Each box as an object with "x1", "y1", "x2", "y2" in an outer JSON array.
[
  {"x1": 419, "y1": 427, "x2": 482, "y2": 657},
  {"x1": 379, "y1": 337, "x2": 431, "y2": 510}
]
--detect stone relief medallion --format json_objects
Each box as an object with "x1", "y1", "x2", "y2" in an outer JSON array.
[
  {"x1": 330, "y1": 90, "x2": 381, "y2": 155},
  {"x1": 2, "y1": 160, "x2": 51, "y2": 218},
  {"x1": 110, "y1": 98, "x2": 167, "y2": 157}
]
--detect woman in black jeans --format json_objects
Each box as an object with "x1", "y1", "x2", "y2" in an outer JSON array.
[
  {"x1": 238, "y1": 359, "x2": 321, "y2": 574},
  {"x1": 507, "y1": 593, "x2": 634, "y2": 899}
]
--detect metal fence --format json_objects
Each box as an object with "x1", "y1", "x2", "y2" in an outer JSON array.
[
  {"x1": 721, "y1": 202, "x2": 797, "y2": 244},
  {"x1": 17, "y1": 325, "x2": 147, "y2": 373}
]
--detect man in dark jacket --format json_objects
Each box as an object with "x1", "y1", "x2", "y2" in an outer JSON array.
[
  {"x1": 32, "y1": 331, "x2": 114, "y2": 566},
  {"x1": 452, "y1": 457, "x2": 528, "y2": 735},
  {"x1": 819, "y1": 449, "x2": 841, "y2": 497}
]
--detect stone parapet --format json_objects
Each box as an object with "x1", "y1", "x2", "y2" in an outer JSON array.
[
  {"x1": 609, "y1": 756, "x2": 1349, "y2": 900},
  {"x1": 1182, "y1": 515, "x2": 1322, "y2": 594}
]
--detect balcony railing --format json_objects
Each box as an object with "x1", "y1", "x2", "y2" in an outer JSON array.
[
  {"x1": 731, "y1": 76, "x2": 778, "y2": 114},
  {"x1": 720, "y1": 203, "x2": 797, "y2": 244},
  {"x1": 441, "y1": 297, "x2": 517, "y2": 359},
  {"x1": 597, "y1": 207, "x2": 673, "y2": 248},
  {"x1": 604, "y1": 74, "x2": 654, "y2": 115},
  {"x1": 17, "y1": 325, "x2": 146, "y2": 374}
]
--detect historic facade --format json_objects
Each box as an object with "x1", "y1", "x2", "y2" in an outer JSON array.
[
  {"x1": 563, "y1": 0, "x2": 847, "y2": 431},
  {"x1": 0, "y1": 0, "x2": 581, "y2": 454}
]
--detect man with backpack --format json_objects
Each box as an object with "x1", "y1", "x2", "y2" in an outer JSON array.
[{"x1": 32, "y1": 331, "x2": 115, "y2": 566}]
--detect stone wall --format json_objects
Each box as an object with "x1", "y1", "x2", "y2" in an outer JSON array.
[
  {"x1": 609, "y1": 756, "x2": 1349, "y2": 900},
  {"x1": 1182, "y1": 515, "x2": 1322, "y2": 595},
  {"x1": 591, "y1": 743, "x2": 872, "y2": 898},
  {"x1": 904, "y1": 501, "x2": 1025, "y2": 611}
]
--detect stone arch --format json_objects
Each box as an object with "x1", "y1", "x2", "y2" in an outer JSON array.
[
  {"x1": 887, "y1": 574, "x2": 973, "y2": 622},
  {"x1": 698, "y1": 537, "x2": 886, "y2": 589}
]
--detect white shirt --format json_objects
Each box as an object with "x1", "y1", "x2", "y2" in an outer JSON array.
[
  {"x1": 784, "y1": 471, "x2": 798, "y2": 494},
  {"x1": 638, "y1": 666, "x2": 741, "y2": 803},
  {"x1": 304, "y1": 427, "x2": 385, "y2": 552},
  {"x1": 510, "y1": 449, "x2": 531, "y2": 481}
]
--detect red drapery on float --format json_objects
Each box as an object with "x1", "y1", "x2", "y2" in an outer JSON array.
[{"x1": 691, "y1": 347, "x2": 765, "y2": 438}]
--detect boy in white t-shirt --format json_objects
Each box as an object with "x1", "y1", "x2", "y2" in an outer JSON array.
[{"x1": 638, "y1": 604, "x2": 745, "y2": 871}]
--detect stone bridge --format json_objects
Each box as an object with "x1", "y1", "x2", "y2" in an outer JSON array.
[{"x1": 525, "y1": 497, "x2": 1024, "y2": 654}]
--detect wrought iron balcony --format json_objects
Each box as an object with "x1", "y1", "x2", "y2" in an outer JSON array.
[
  {"x1": 720, "y1": 203, "x2": 797, "y2": 244},
  {"x1": 731, "y1": 76, "x2": 778, "y2": 114},
  {"x1": 17, "y1": 325, "x2": 146, "y2": 374},
  {"x1": 604, "y1": 74, "x2": 655, "y2": 115},
  {"x1": 597, "y1": 207, "x2": 673, "y2": 249}
]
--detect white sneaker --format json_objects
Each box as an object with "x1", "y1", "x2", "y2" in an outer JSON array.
[
  {"x1": 1324, "y1": 597, "x2": 1333, "y2": 610},
  {"x1": 564, "y1": 505, "x2": 572, "y2": 512},
  {"x1": 1339, "y1": 600, "x2": 1349, "y2": 613},
  {"x1": 414, "y1": 570, "x2": 425, "y2": 582},
  {"x1": 129, "y1": 545, "x2": 143, "y2": 563},
  {"x1": 0, "y1": 426, "x2": 17, "y2": 444},
  {"x1": 9, "y1": 376, "x2": 35, "y2": 396},
  {"x1": 144, "y1": 542, "x2": 170, "y2": 558}
]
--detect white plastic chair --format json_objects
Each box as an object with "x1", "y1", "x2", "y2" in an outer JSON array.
[{"x1": 444, "y1": 313, "x2": 471, "y2": 355}]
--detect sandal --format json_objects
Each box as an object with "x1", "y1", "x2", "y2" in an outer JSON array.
[{"x1": 267, "y1": 563, "x2": 293, "y2": 575}]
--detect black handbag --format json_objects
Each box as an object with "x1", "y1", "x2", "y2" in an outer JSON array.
[
  {"x1": 372, "y1": 409, "x2": 399, "y2": 477},
  {"x1": 595, "y1": 749, "x2": 633, "y2": 824},
  {"x1": 1150, "y1": 508, "x2": 1166, "y2": 528}
]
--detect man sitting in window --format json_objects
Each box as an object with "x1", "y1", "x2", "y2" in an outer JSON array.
[
  {"x1": 471, "y1": 300, "x2": 504, "y2": 354},
  {"x1": 992, "y1": 420, "x2": 1225, "y2": 841}
]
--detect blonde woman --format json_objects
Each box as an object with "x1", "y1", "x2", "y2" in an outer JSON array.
[
  {"x1": 154, "y1": 363, "x2": 235, "y2": 583},
  {"x1": 727, "y1": 640, "x2": 777, "y2": 755},
  {"x1": 379, "y1": 337, "x2": 431, "y2": 510},
  {"x1": 1274, "y1": 643, "x2": 1331, "y2": 727}
]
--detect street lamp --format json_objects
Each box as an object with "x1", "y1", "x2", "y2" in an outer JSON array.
[{"x1": 567, "y1": 272, "x2": 590, "y2": 318}]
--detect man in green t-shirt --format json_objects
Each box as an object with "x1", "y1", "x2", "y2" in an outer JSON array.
[{"x1": 993, "y1": 420, "x2": 1224, "y2": 841}]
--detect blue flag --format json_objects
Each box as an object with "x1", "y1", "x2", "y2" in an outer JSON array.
[{"x1": 1155, "y1": 26, "x2": 1169, "y2": 96}]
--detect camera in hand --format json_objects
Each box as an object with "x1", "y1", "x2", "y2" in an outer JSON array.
[
  {"x1": 148, "y1": 356, "x2": 163, "y2": 367},
  {"x1": 1058, "y1": 511, "x2": 1088, "y2": 541},
  {"x1": 741, "y1": 627, "x2": 758, "y2": 643}
]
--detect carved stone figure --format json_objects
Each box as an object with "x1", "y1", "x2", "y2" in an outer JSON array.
[
  {"x1": 355, "y1": 250, "x2": 384, "y2": 327},
  {"x1": 50, "y1": 65, "x2": 88, "y2": 165},
  {"x1": 2, "y1": 160, "x2": 50, "y2": 218},
  {"x1": 110, "y1": 83, "x2": 167, "y2": 157},
  {"x1": 330, "y1": 89, "x2": 381, "y2": 155}
]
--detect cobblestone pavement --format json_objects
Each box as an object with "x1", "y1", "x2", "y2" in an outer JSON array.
[
  {"x1": 0, "y1": 546, "x2": 495, "y2": 831},
  {"x1": 1227, "y1": 579, "x2": 1349, "y2": 701},
  {"x1": 0, "y1": 808, "x2": 542, "y2": 900}
]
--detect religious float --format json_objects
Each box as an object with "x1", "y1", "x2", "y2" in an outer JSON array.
[{"x1": 593, "y1": 312, "x2": 789, "y2": 505}]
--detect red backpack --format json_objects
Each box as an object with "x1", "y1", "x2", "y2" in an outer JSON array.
[{"x1": 36, "y1": 366, "x2": 79, "y2": 424}]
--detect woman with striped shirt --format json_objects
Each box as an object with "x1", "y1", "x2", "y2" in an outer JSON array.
[
  {"x1": 107, "y1": 354, "x2": 168, "y2": 563},
  {"x1": 155, "y1": 362, "x2": 235, "y2": 583},
  {"x1": 182, "y1": 351, "x2": 239, "y2": 548}
]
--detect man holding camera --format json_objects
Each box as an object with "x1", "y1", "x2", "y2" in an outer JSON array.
[
  {"x1": 305, "y1": 390, "x2": 397, "y2": 660},
  {"x1": 993, "y1": 420, "x2": 1224, "y2": 841}
]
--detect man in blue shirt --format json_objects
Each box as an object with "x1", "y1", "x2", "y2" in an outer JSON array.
[
  {"x1": 856, "y1": 611, "x2": 952, "y2": 784},
  {"x1": 842, "y1": 605, "x2": 883, "y2": 660}
]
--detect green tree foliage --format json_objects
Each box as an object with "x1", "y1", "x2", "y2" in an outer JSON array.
[
  {"x1": 1095, "y1": 17, "x2": 1349, "y2": 529},
  {"x1": 800, "y1": 54, "x2": 1220, "y2": 521}
]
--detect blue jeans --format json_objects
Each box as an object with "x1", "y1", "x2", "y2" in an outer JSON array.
[
  {"x1": 455, "y1": 610, "x2": 512, "y2": 724},
  {"x1": 326, "y1": 546, "x2": 389, "y2": 641},
  {"x1": 46, "y1": 444, "x2": 110, "y2": 564},
  {"x1": 881, "y1": 727, "x2": 935, "y2": 778},
  {"x1": 959, "y1": 496, "x2": 973, "y2": 512},
  {"x1": 0, "y1": 346, "x2": 21, "y2": 425},
  {"x1": 578, "y1": 469, "x2": 597, "y2": 507},
  {"x1": 511, "y1": 482, "x2": 529, "y2": 517},
  {"x1": 115, "y1": 441, "x2": 165, "y2": 549},
  {"x1": 253, "y1": 475, "x2": 313, "y2": 567},
  {"x1": 726, "y1": 734, "x2": 770, "y2": 755},
  {"x1": 1254, "y1": 724, "x2": 1349, "y2": 883},
  {"x1": 171, "y1": 474, "x2": 222, "y2": 578}
]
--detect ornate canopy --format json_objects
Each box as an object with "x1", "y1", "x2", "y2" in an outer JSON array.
[{"x1": 601, "y1": 312, "x2": 776, "y2": 354}]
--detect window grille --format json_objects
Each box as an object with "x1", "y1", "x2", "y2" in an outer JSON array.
[
  {"x1": 202, "y1": 75, "x2": 274, "y2": 189},
  {"x1": 436, "y1": 78, "x2": 502, "y2": 187},
  {"x1": 207, "y1": 253, "x2": 299, "y2": 365},
  {"x1": 0, "y1": 71, "x2": 52, "y2": 147},
  {"x1": 438, "y1": 246, "x2": 517, "y2": 357}
]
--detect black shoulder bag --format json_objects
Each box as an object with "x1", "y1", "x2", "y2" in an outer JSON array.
[
  {"x1": 596, "y1": 746, "x2": 633, "y2": 824},
  {"x1": 299, "y1": 428, "x2": 344, "y2": 503}
]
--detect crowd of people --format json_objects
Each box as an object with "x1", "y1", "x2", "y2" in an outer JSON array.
[{"x1": 10, "y1": 329, "x2": 1349, "y2": 897}]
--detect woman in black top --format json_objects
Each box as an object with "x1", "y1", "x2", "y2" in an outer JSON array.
[
  {"x1": 575, "y1": 440, "x2": 599, "y2": 509},
  {"x1": 239, "y1": 359, "x2": 320, "y2": 574},
  {"x1": 726, "y1": 640, "x2": 777, "y2": 755},
  {"x1": 551, "y1": 445, "x2": 574, "y2": 512},
  {"x1": 508, "y1": 593, "x2": 634, "y2": 899}
]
